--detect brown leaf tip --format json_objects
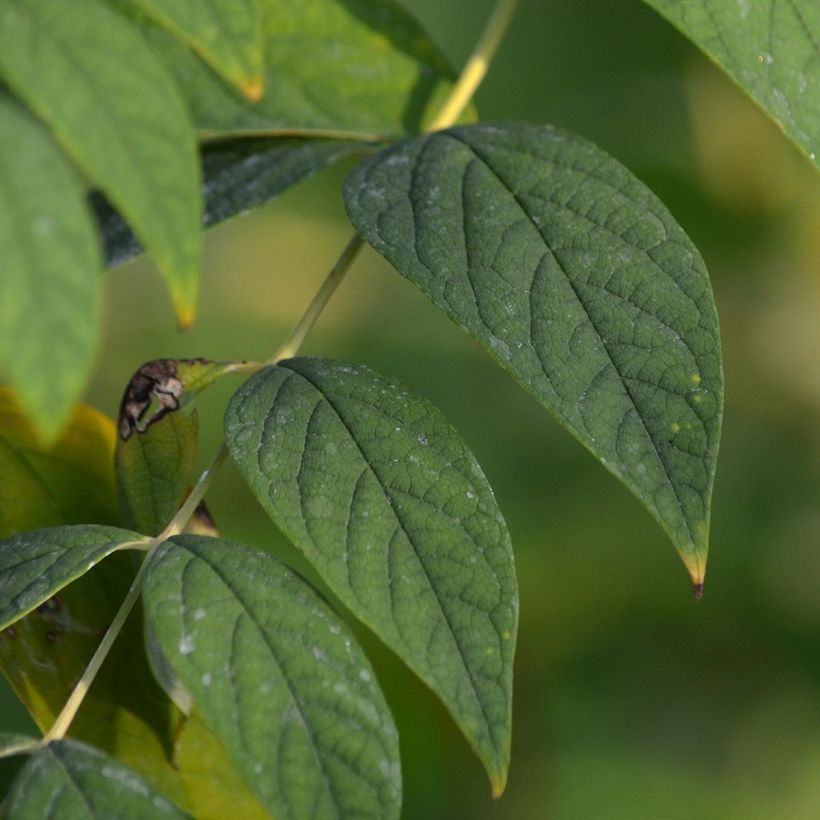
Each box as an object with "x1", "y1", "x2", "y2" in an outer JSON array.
[{"x1": 693, "y1": 582, "x2": 704, "y2": 603}]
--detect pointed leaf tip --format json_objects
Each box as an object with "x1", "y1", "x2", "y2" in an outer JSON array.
[
  {"x1": 693, "y1": 582, "x2": 704, "y2": 603},
  {"x1": 242, "y1": 78, "x2": 264, "y2": 102}
]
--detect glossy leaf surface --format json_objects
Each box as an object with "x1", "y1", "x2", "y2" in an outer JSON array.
[
  {"x1": 644, "y1": 0, "x2": 819, "y2": 170},
  {"x1": 0, "y1": 0, "x2": 202, "y2": 325},
  {"x1": 0, "y1": 526, "x2": 145, "y2": 631},
  {"x1": 143, "y1": 535, "x2": 402, "y2": 819},
  {"x1": 5, "y1": 739, "x2": 188, "y2": 819},
  {"x1": 133, "y1": 0, "x2": 265, "y2": 97},
  {"x1": 344, "y1": 123, "x2": 723, "y2": 585},
  {"x1": 0, "y1": 100, "x2": 102, "y2": 443},
  {"x1": 148, "y1": 0, "x2": 459, "y2": 137},
  {"x1": 225, "y1": 358, "x2": 517, "y2": 793}
]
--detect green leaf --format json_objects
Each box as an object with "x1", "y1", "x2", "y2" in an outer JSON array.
[
  {"x1": 0, "y1": 0, "x2": 202, "y2": 326},
  {"x1": 643, "y1": 0, "x2": 819, "y2": 170},
  {"x1": 0, "y1": 525, "x2": 146, "y2": 631},
  {"x1": 143, "y1": 535, "x2": 402, "y2": 819},
  {"x1": 5, "y1": 739, "x2": 188, "y2": 818},
  {"x1": 116, "y1": 410, "x2": 198, "y2": 537},
  {"x1": 0, "y1": 388, "x2": 119, "y2": 536},
  {"x1": 344, "y1": 123, "x2": 723, "y2": 588},
  {"x1": 0, "y1": 734, "x2": 36, "y2": 759},
  {"x1": 0, "y1": 98, "x2": 102, "y2": 443},
  {"x1": 147, "y1": 0, "x2": 462, "y2": 138},
  {"x1": 225, "y1": 358, "x2": 518, "y2": 794},
  {"x1": 132, "y1": 0, "x2": 265, "y2": 98},
  {"x1": 98, "y1": 138, "x2": 368, "y2": 269}
]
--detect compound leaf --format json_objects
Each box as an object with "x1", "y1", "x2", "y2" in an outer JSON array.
[
  {"x1": 225, "y1": 358, "x2": 518, "y2": 794},
  {"x1": 0, "y1": 525, "x2": 146, "y2": 631},
  {"x1": 0, "y1": 99, "x2": 102, "y2": 444},
  {"x1": 5, "y1": 739, "x2": 188, "y2": 819},
  {"x1": 143, "y1": 535, "x2": 402, "y2": 819},
  {"x1": 0, "y1": 0, "x2": 202, "y2": 326},
  {"x1": 132, "y1": 0, "x2": 265, "y2": 98},
  {"x1": 643, "y1": 0, "x2": 819, "y2": 170},
  {"x1": 148, "y1": 0, "x2": 461, "y2": 138},
  {"x1": 344, "y1": 123, "x2": 723, "y2": 588}
]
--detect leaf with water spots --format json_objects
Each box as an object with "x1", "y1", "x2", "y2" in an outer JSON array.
[
  {"x1": 0, "y1": 525, "x2": 146, "y2": 631},
  {"x1": 143, "y1": 535, "x2": 402, "y2": 818},
  {"x1": 642, "y1": 0, "x2": 819, "y2": 170},
  {"x1": 5, "y1": 739, "x2": 189, "y2": 818},
  {"x1": 344, "y1": 122, "x2": 723, "y2": 588},
  {"x1": 225, "y1": 358, "x2": 518, "y2": 794}
]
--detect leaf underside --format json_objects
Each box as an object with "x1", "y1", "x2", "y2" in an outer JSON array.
[
  {"x1": 143, "y1": 535, "x2": 402, "y2": 819},
  {"x1": 643, "y1": 0, "x2": 819, "y2": 171},
  {"x1": 344, "y1": 122, "x2": 723, "y2": 585},
  {"x1": 225, "y1": 358, "x2": 518, "y2": 794}
]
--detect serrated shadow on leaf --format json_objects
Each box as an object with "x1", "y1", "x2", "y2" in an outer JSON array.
[
  {"x1": 344, "y1": 122, "x2": 723, "y2": 586},
  {"x1": 225, "y1": 358, "x2": 517, "y2": 794},
  {"x1": 143, "y1": 535, "x2": 402, "y2": 819}
]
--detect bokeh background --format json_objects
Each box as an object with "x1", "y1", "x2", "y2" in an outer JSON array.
[{"x1": 3, "y1": 0, "x2": 820, "y2": 816}]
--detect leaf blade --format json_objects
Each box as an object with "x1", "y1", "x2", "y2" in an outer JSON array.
[
  {"x1": 225, "y1": 358, "x2": 518, "y2": 793},
  {"x1": 133, "y1": 0, "x2": 265, "y2": 98},
  {"x1": 0, "y1": 99, "x2": 102, "y2": 443},
  {"x1": 0, "y1": 525, "x2": 146, "y2": 631},
  {"x1": 0, "y1": 0, "x2": 202, "y2": 324},
  {"x1": 344, "y1": 123, "x2": 723, "y2": 585},
  {"x1": 5, "y1": 739, "x2": 188, "y2": 819},
  {"x1": 143, "y1": 535, "x2": 402, "y2": 819},
  {"x1": 643, "y1": 0, "x2": 819, "y2": 170}
]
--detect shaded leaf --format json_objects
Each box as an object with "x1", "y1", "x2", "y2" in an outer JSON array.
[
  {"x1": 97, "y1": 138, "x2": 368, "y2": 269},
  {"x1": 225, "y1": 358, "x2": 517, "y2": 794},
  {"x1": 0, "y1": 388, "x2": 118, "y2": 536},
  {"x1": 0, "y1": 525, "x2": 146, "y2": 631},
  {"x1": 0, "y1": 0, "x2": 202, "y2": 325},
  {"x1": 117, "y1": 410, "x2": 198, "y2": 536},
  {"x1": 0, "y1": 99, "x2": 102, "y2": 443},
  {"x1": 143, "y1": 535, "x2": 402, "y2": 819},
  {"x1": 132, "y1": 0, "x2": 265, "y2": 98},
  {"x1": 643, "y1": 0, "x2": 819, "y2": 170},
  {"x1": 147, "y1": 0, "x2": 461, "y2": 137},
  {"x1": 5, "y1": 739, "x2": 188, "y2": 818},
  {"x1": 344, "y1": 123, "x2": 723, "y2": 586}
]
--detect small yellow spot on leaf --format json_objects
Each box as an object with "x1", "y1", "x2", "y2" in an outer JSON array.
[
  {"x1": 670, "y1": 422, "x2": 680, "y2": 433},
  {"x1": 690, "y1": 372, "x2": 701, "y2": 386},
  {"x1": 241, "y1": 77, "x2": 265, "y2": 103}
]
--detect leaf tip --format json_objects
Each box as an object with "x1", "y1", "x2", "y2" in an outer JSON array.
[
  {"x1": 693, "y1": 581, "x2": 704, "y2": 603},
  {"x1": 241, "y1": 77, "x2": 265, "y2": 103},
  {"x1": 174, "y1": 302, "x2": 196, "y2": 331}
]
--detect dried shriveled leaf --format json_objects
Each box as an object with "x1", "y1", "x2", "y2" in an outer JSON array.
[
  {"x1": 225, "y1": 358, "x2": 518, "y2": 793},
  {"x1": 344, "y1": 123, "x2": 723, "y2": 587}
]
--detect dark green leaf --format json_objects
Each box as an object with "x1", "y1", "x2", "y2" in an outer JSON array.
[
  {"x1": 143, "y1": 535, "x2": 402, "y2": 819},
  {"x1": 0, "y1": 99, "x2": 102, "y2": 443},
  {"x1": 116, "y1": 410, "x2": 198, "y2": 537},
  {"x1": 0, "y1": 525, "x2": 146, "y2": 631},
  {"x1": 344, "y1": 123, "x2": 723, "y2": 587},
  {"x1": 643, "y1": 0, "x2": 819, "y2": 170},
  {"x1": 147, "y1": 0, "x2": 461, "y2": 138},
  {"x1": 98, "y1": 138, "x2": 366, "y2": 269},
  {"x1": 132, "y1": 0, "x2": 265, "y2": 97},
  {"x1": 0, "y1": 0, "x2": 202, "y2": 326},
  {"x1": 5, "y1": 739, "x2": 188, "y2": 819},
  {"x1": 225, "y1": 358, "x2": 517, "y2": 794}
]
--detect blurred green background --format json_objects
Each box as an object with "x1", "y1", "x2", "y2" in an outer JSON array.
[{"x1": 3, "y1": 0, "x2": 820, "y2": 816}]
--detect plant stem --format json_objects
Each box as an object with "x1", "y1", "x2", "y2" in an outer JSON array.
[
  {"x1": 40, "y1": 0, "x2": 519, "y2": 747},
  {"x1": 268, "y1": 234, "x2": 364, "y2": 363},
  {"x1": 426, "y1": 0, "x2": 519, "y2": 132}
]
